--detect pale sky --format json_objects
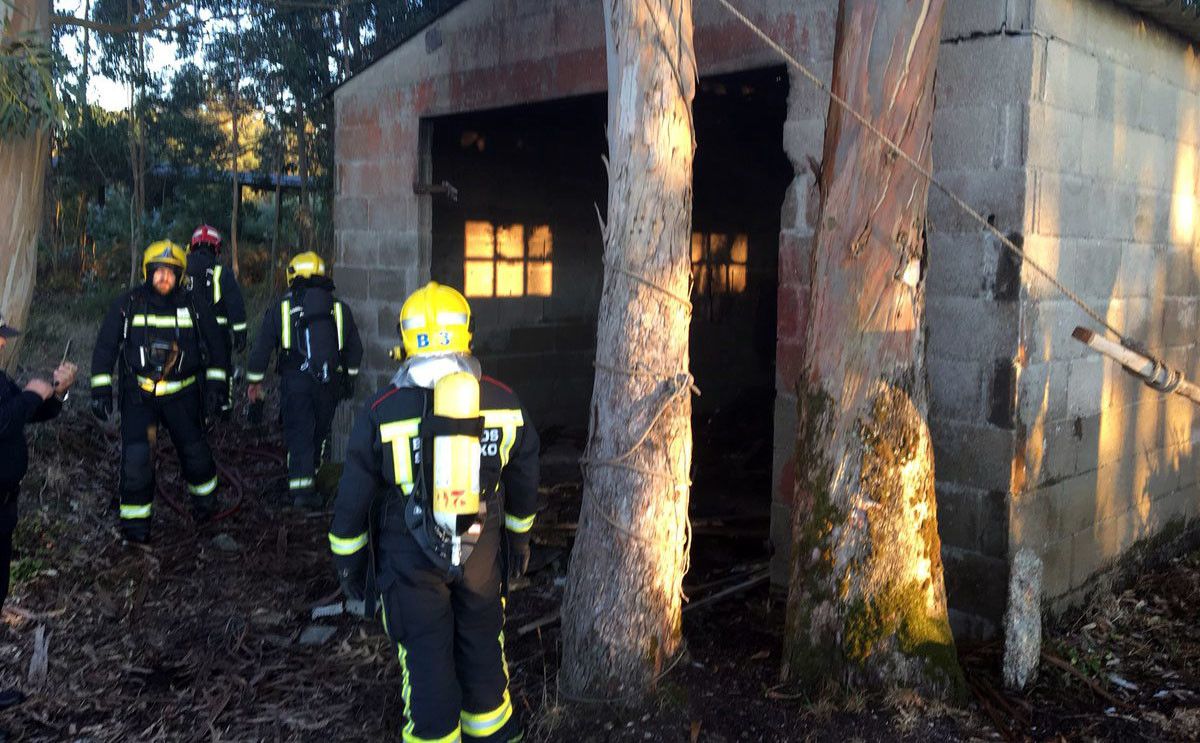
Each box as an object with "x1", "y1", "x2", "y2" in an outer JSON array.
[{"x1": 57, "y1": 1, "x2": 190, "y2": 112}]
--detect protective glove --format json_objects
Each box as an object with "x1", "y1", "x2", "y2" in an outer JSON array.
[
  {"x1": 90, "y1": 393, "x2": 113, "y2": 422},
  {"x1": 204, "y1": 383, "x2": 225, "y2": 420},
  {"x1": 338, "y1": 373, "x2": 357, "y2": 402},
  {"x1": 333, "y1": 551, "x2": 368, "y2": 606},
  {"x1": 233, "y1": 329, "x2": 248, "y2": 353},
  {"x1": 247, "y1": 399, "x2": 265, "y2": 426},
  {"x1": 504, "y1": 530, "x2": 531, "y2": 582}
]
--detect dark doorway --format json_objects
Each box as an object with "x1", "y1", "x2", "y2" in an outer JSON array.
[{"x1": 428, "y1": 67, "x2": 791, "y2": 540}]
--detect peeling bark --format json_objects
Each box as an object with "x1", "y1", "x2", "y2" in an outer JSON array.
[
  {"x1": 0, "y1": 0, "x2": 52, "y2": 369},
  {"x1": 782, "y1": 0, "x2": 963, "y2": 697},
  {"x1": 560, "y1": 0, "x2": 696, "y2": 701}
]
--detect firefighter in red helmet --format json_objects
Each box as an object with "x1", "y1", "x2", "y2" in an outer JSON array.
[{"x1": 186, "y1": 225, "x2": 248, "y2": 417}]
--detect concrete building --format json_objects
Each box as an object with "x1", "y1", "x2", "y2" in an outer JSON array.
[{"x1": 331, "y1": 0, "x2": 1200, "y2": 638}]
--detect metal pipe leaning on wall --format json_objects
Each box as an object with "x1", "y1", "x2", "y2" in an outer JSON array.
[{"x1": 1072, "y1": 326, "x2": 1200, "y2": 406}]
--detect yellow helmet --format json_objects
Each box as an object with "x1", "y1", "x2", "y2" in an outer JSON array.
[
  {"x1": 142, "y1": 240, "x2": 187, "y2": 280},
  {"x1": 286, "y1": 251, "x2": 328, "y2": 283},
  {"x1": 397, "y1": 282, "x2": 472, "y2": 358}
]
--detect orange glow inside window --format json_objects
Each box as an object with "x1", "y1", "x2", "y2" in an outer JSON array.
[
  {"x1": 463, "y1": 221, "x2": 554, "y2": 298},
  {"x1": 691, "y1": 232, "x2": 749, "y2": 295}
]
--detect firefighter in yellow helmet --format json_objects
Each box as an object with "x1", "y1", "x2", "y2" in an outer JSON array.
[
  {"x1": 245, "y1": 251, "x2": 363, "y2": 508},
  {"x1": 330, "y1": 281, "x2": 539, "y2": 743},
  {"x1": 89, "y1": 241, "x2": 231, "y2": 542}
]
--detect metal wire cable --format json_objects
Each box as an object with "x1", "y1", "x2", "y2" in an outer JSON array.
[{"x1": 712, "y1": 0, "x2": 1126, "y2": 341}]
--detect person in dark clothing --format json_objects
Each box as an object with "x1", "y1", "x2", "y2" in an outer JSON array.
[
  {"x1": 185, "y1": 225, "x2": 248, "y2": 417},
  {"x1": 0, "y1": 311, "x2": 77, "y2": 729},
  {"x1": 330, "y1": 282, "x2": 538, "y2": 743},
  {"x1": 90, "y1": 241, "x2": 231, "y2": 543},
  {"x1": 246, "y1": 251, "x2": 363, "y2": 509}
]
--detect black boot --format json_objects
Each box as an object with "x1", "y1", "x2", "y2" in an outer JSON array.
[
  {"x1": 121, "y1": 521, "x2": 151, "y2": 544},
  {"x1": 192, "y1": 496, "x2": 216, "y2": 525}
]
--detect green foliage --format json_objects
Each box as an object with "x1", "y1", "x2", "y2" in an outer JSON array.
[{"x1": 0, "y1": 27, "x2": 62, "y2": 136}]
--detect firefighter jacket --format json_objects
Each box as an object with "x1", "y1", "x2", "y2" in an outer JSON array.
[
  {"x1": 246, "y1": 277, "x2": 363, "y2": 385},
  {"x1": 185, "y1": 246, "x2": 248, "y2": 344},
  {"x1": 90, "y1": 282, "x2": 230, "y2": 402},
  {"x1": 329, "y1": 368, "x2": 540, "y2": 578},
  {"x1": 0, "y1": 372, "x2": 62, "y2": 489}
]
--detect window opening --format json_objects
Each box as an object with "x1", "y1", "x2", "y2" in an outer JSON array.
[{"x1": 464, "y1": 220, "x2": 554, "y2": 298}]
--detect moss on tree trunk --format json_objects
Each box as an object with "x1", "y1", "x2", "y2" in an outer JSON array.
[{"x1": 781, "y1": 0, "x2": 963, "y2": 699}]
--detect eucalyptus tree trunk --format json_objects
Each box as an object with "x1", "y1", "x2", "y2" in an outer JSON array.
[
  {"x1": 0, "y1": 0, "x2": 52, "y2": 368},
  {"x1": 782, "y1": 0, "x2": 963, "y2": 697},
  {"x1": 560, "y1": 0, "x2": 696, "y2": 701},
  {"x1": 229, "y1": 0, "x2": 242, "y2": 278}
]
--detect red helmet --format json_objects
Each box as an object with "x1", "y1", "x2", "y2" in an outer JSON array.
[{"x1": 190, "y1": 224, "x2": 223, "y2": 253}]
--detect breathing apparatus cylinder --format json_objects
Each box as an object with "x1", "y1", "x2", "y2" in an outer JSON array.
[{"x1": 431, "y1": 371, "x2": 482, "y2": 565}]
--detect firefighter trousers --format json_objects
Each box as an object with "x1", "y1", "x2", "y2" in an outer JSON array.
[
  {"x1": 280, "y1": 372, "x2": 338, "y2": 504},
  {"x1": 118, "y1": 384, "x2": 218, "y2": 538},
  {"x1": 378, "y1": 515, "x2": 519, "y2": 742}
]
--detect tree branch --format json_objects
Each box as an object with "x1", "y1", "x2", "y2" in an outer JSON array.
[{"x1": 52, "y1": 0, "x2": 189, "y2": 35}]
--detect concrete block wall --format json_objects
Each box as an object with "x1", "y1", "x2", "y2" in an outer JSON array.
[
  {"x1": 925, "y1": 1, "x2": 1037, "y2": 637},
  {"x1": 767, "y1": 3, "x2": 836, "y2": 591},
  {"x1": 1012, "y1": 0, "x2": 1200, "y2": 612}
]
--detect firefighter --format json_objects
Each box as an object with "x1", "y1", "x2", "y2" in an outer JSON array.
[
  {"x1": 246, "y1": 251, "x2": 363, "y2": 509},
  {"x1": 90, "y1": 241, "x2": 231, "y2": 543},
  {"x1": 185, "y1": 224, "x2": 248, "y2": 416},
  {"x1": 330, "y1": 282, "x2": 538, "y2": 743},
  {"x1": 0, "y1": 312, "x2": 76, "y2": 724}
]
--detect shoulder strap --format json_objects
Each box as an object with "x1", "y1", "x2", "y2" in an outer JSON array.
[
  {"x1": 213, "y1": 264, "x2": 224, "y2": 304},
  {"x1": 280, "y1": 295, "x2": 293, "y2": 350}
]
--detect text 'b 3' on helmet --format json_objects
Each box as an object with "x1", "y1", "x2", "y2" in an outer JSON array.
[
  {"x1": 286, "y1": 251, "x2": 327, "y2": 283},
  {"x1": 142, "y1": 240, "x2": 187, "y2": 280},
  {"x1": 398, "y1": 282, "x2": 472, "y2": 358},
  {"x1": 190, "y1": 224, "x2": 223, "y2": 252}
]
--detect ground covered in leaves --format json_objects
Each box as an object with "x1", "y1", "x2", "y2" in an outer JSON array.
[{"x1": 1, "y1": 292, "x2": 1199, "y2": 741}]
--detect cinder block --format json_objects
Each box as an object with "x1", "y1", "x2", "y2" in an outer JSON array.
[
  {"x1": 1133, "y1": 75, "x2": 1184, "y2": 140},
  {"x1": 980, "y1": 489, "x2": 1010, "y2": 558},
  {"x1": 1066, "y1": 356, "x2": 1105, "y2": 418},
  {"x1": 928, "y1": 358, "x2": 984, "y2": 423},
  {"x1": 1030, "y1": 417, "x2": 1080, "y2": 485},
  {"x1": 772, "y1": 393, "x2": 799, "y2": 507},
  {"x1": 1070, "y1": 527, "x2": 1114, "y2": 588},
  {"x1": 930, "y1": 419, "x2": 1015, "y2": 492},
  {"x1": 929, "y1": 168, "x2": 1028, "y2": 235},
  {"x1": 927, "y1": 296, "x2": 1018, "y2": 362},
  {"x1": 1016, "y1": 360, "x2": 1070, "y2": 426},
  {"x1": 786, "y1": 60, "x2": 834, "y2": 121},
  {"x1": 926, "y1": 231, "x2": 995, "y2": 300},
  {"x1": 1026, "y1": 102, "x2": 1084, "y2": 174},
  {"x1": 1022, "y1": 298, "x2": 1092, "y2": 363},
  {"x1": 335, "y1": 197, "x2": 369, "y2": 229},
  {"x1": 336, "y1": 266, "x2": 371, "y2": 303},
  {"x1": 937, "y1": 34, "x2": 1034, "y2": 107},
  {"x1": 1161, "y1": 297, "x2": 1198, "y2": 346},
  {"x1": 1038, "y1": 536, "x2": 1073, "y2": 598},
  {"x1": 782, "y1": 119, "x2": 826, "y2": 172},
  {"x1": 778, "y1": 229, "x2": 814, "y2": 285},
  {"x1": 1054, "y1": 470, "x2": 1103, "y2": 537},
  {"x1": 941, "y1": 0, "x2": 1010, "y2": 40},
  {"x1": 935, "y1": 484, "x2": 982, "y2": 553},
  {"x1": 1010, "y1": 486, "x2": 1056, "y2": 551},
  {"x1": 933, "y1": 104, "x2": 1017, "y2": 173},
  {"x1": 942, "y1": 547, "x2": 1009, "y2": 620},
  {"x1": 1071, "y1": 240, "x2": 1123, "y2": 302},
  {"x1": 1040, "y1": 39, "x2": 1099, "y2": 115}
]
